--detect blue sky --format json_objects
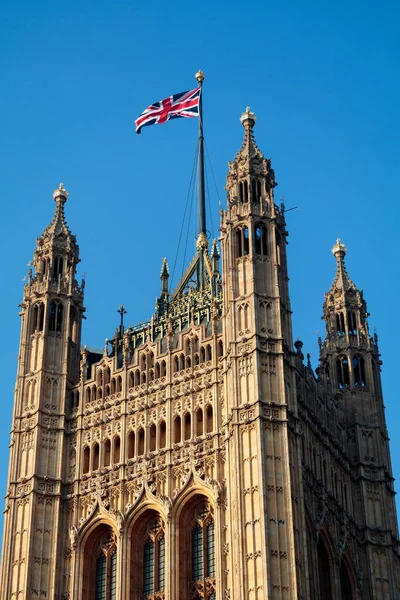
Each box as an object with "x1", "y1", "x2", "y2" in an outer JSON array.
[{"x1": 1, "y1": 0, "x2": 399, "y2": 530}]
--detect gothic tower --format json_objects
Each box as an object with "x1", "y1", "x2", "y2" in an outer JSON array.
[
  {"x1": 0, "y1": 184, "x2": 84, "y2": 598},
  {"x1": 317, "y1": 240, "x2": 399, "y2": 597},
  {"x1": 220, "y1": 107, "x2": 308, "y2": 598},
  {"x1": 0, "y1": 111, "x2": 399, "y2": 600}
]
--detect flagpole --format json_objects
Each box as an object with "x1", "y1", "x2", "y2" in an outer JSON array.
[
  {"x1": 196, "y1": 70, "x2": 206, "y2": 238},
  {"x1": 195, "y1": 69, "x2": 207, "y2": 288}
]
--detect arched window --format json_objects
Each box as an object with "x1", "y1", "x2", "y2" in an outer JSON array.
[
  {"x1": 353, "y1": 355, "x2": 366, "y2": 386},
  {"x1": 104, "y1": 439, "x2": 111, "y2": 467},
  {"x1": 196, "y1": 408, "x2": 203, "y2": 437},
  {"x1": 161, "y1": 360, "x2": 167, "y2": 377},
  {"x1": 206, "y1": 405, "x2": 213, "y2": 434},
  {"x1": 236, "y1": 227, "x2": 249, "y2": 257},
  {"x1": 150, "y1": 424, "x2": 156, "y2": 452},
  {"x1": 239, "y1": 180, "x2": 249, "y2": 203},
  {"x1": 135, "y1": 370, "x2": 140, "y2": 386},
  {"x1": 159, "y1": 421, "x2": 166, "y2": 449},
  {"x1": 92, "y1": 443, "x2": 99, "y2": 471},
  {"x1": 200, "y1": 347, "x2": 206, "y2": 363},
  {"x1": 111, "y1": 378, "x2": 116, "y2": 394},
  {"x1": 31, "y1": 303, "x2": 44, "y2": 333},
  {"x1": 217, "y1": 340, "x2": 223, "y2": 358},
  {"x1": 113, "y1": 437, "x2": 120, "y2": 464},
  {"x1": 340, "y1": 560, "x2": 354, "y2": 600},
  {"x1": 174, "y1": 356, "x2": 179, "y2": 373},
  {"x1": 336, "y1": 356, "x2": 350, "y2": 387},
  {"x1": 155, "y1": 362, "x2": 160, "y2": 379},
  {"x1": 129, "y1": 372, "x2": 135, "y2": 388},
  {"x1": 336, "y1": 312, "x2": 345, "y2": 335},
  {"x1": 180, "y1": 354, "x2": 185, "y2": 371},
  {"x1": 206, "y1": 345, "x2": 212, "y2": 361},
  {"x1": 317, "y1": 536, "x2": 332, "y2": 600},
  {"x1": 116, "y1": 376, "x2": 122, "y2": 393},
  {"x1": 83, "y1": 446, "x2": 90, "y2": 474},
  {"x1": 174, "y1": 416, "x2": 182, "y2": 444},
  {"x1": 127, "y1": 431, "x2": 135, "y2": 459},
  {"x1": 180, "y1": 499, "x2": 216, "y2": 599},
  {"x1": 138, "y1": 428, "x2": 145, "y2": 455},
  {"x1": 130, "y1": 513, "x2": 165, "y2": 599},
  {"x1": 49, "y1": 301, "x2": 63, "y2": 332},
  {"x1": 347, "y1": 311, "x2": 357, "y2": 335},
  {"x1": 254, "y1": 224, "x2": 268, "y2": 256},
  {"x1": 184, "y1": 413, "x2": 191, "y2": 440},
  {"x1": 53, "y1": 256, "x2": 64, "y2": 279},
  {"x1": 82, "y1": 525, "x2": 117, "y2": 600}
]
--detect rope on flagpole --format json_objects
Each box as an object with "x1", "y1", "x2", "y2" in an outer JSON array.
[{"x1": 170, "y1": 141, "x2": 199, "y2": 288}]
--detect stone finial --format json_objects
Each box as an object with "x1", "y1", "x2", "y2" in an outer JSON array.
[
  {"x1": 53, "y1": 182, "x2": 69, "y2": 202},
  {"x1": 240, "y1": 106, "x2": 256, "y2": 128}
]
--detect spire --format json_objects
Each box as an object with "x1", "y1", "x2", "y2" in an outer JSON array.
[
  {"x1": 226, "y1": 108, "x2": 276, "y2": 205},
  {"x1": 329, "y1": 239, "x2": 356, "y2": 294},
  {"x1": 43, "y1": 183, "x2": 72, "y2": 239},
  {"x1": 160, "y1": 257, "x2": 169, "y2": 294},
  {"x1": 322, "y1": 239, "x2": 370, "y2": 348},
  {"x1": 32, "y1": 184, "x2": 80, "y2": 284},
  {"x1": 236, "y1": 106, "x2": 263, "y2": 162}
]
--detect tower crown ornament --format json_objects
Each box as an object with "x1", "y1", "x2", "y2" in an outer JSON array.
[
  {"x1": 53, "y1": 182, "x2": 69, "y2": 202},
  {"x1": 332, "y1": 238, "x2": 347, "y2": 257},
  {"x1": 240, "y1": 106, "x2": 256, "y2": 128}
]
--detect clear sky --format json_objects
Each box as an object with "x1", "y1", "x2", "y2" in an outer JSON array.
[{"x1": 1, "y1": 0, "x2": 399, "y2": 532}]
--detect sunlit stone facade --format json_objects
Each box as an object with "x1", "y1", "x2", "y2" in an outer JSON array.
[{"x1": 1, "y1": 109, "x2": 399, "y2": 599}]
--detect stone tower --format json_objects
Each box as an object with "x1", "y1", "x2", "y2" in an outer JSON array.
[
  {"x1": 0, "y1": 111, "x2": 399, "y2": 600},
  {"x1": 0, "y1": 184, "x2": 84, "y2": 598}
]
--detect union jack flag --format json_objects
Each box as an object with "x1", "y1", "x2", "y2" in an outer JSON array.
[{"x1": 135, "y1": 87, "x2": 201, "y2": 134}]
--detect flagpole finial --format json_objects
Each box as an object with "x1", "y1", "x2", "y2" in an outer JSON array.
[{"x1": 195, "y1": 70, "x2": 205, "y2": 84}]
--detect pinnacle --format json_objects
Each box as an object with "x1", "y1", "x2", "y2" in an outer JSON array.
[
  {"x1": 160, "y1": 257, "x2": 169, "y2": 278},
  {"x1": 233, "y1": 107, "x2": 263, "y2": 164},
  {"x1": 329, "y1": 238, "x2": 356, "y2": 294}
]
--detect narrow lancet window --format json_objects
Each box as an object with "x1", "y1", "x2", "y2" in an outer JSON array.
[
  {"x1": 49, "y1": 301, "x2": 63, "y2": 332},
  {"x1": 336, "y1": 356, "x2": 350, "y2": 387},
  {"x1": 353, "y1": 355, "x2": 366, "y2": 386}
]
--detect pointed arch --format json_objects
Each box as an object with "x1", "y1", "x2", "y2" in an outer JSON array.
[
  {"x1": 317, "y1": 530, "x2": 334, "y2": 599},
  {"x1": 177, "y1": 492, "x2": 216, "y2": 600},
  {"x1": 127, "y1": 507, "x2": 166, "y2": 600},
  {"x1": 340, "y1": 552, "x2": 357, "y2": 600},
  {"x1": 81, "y1": 522, "x2": 118, "y2": 600}
]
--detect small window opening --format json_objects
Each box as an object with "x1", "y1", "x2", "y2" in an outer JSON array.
[
  {"x1": 206, "y1": 405, "x2": 213, "y2": 433},
  {"x1": 336, "y1": 312, "x2": 345, "y2": 335},
  {"x1": 104, "y1": 439, "x2": 111, "y2": 467},
  {"x1": 336, "y1": 356, "x2": 350, "y2": 387},
  {"x1": 347, "y1": 311, "x2": 357, "y2": 334},
  {"x1": 92, "y1": 443, "x2": 99, "y2": 471},
  {"x1": 174, "y1": 416, "x2": 181, "y2": 443},
  {"x1": 150, "y1": 424, "x2": 156, "y2": 452},
  {"x1": 184, "y1": 413, "x2": 191, "y2": 440},
  {"x1": 113, "y1": 437, "x2": 120, "y2": 464},
  {"x1": 196, "y1": 409, "x2": 203, "y2": 437},
  {"x1": 353, "y1": 355, "x2": 366, "y2": 386},
  {"x1": 138, "y1": 428, "x2": 145, "y2": 455},
  {"x1": 49, "y1": 301, "x2": 63, "y2": 332},
  {"x1": 83, "y1": 446, "x2": 90, "y2": 474},
  {"x1": 159, "y1": 421, "x2": 166, "y2": 449},
  {"x1": 127, "y1": 431, "x2": 135, "y2": 459}
]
